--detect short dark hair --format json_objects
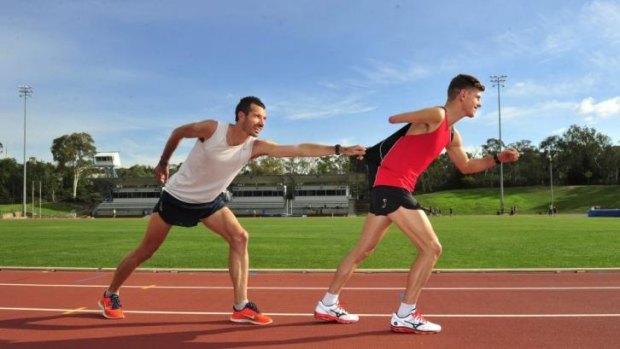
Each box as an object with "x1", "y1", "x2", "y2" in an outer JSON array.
[
  {"x1": 447, "y1": 74, "x2": 485, "y2": 100},
  {"x1": 235, "y1": 96, "x2": 265, "y2": 121}
]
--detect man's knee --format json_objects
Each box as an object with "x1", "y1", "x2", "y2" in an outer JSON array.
[
  {"x1": 355, "y1": 246, "x2": 377, "y2": 263},
  {"x1": 430, "y1": 240, "x2": 442, "y2": 260},
  {"x1": 228, "y1": 228, "x2": 249, "y2": 249},
  {"x1": 133, "y1": 246, "x2": 158, "y2": 263},
  {"x1": 421, "y1": 240, "x2": 442, "y2": 260}
]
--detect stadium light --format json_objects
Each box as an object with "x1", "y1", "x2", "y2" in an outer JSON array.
[
  {"x1": 490, "y1": 75, "x2": 507, "y2": 214},
  {"x1": 19, "y1": 84, "x2": 33, "y2": 218}
]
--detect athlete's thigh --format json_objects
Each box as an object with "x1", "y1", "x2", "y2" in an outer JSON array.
[
  {"x1": 200, "y1": 207, "x2": 245, "y2": 239},
  {"x1": 353, "y1": 213, "x2": 393, "y2": 251},
  {"x1": 387, "y1": 207, "x2": 438, "y2": 248},
  {"x1": 138, "y1": 212, "x2": 173, "y2": 250}
]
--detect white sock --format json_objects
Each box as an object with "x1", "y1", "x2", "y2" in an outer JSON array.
[
  {"x1": 321, "y1": 292, "x2": 339, "y2": 306},
  {"x1": 234, "y1": 300, "x2": 249, "y2": 311},
  {"x1": 397, "y1": 302, "x2": 416, "y2": 318}
]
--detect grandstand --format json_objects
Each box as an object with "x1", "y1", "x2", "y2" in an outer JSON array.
[
  {"x1": 92, "y1": 173, "x2": 367, "y2": 218},
  {"x1": 226, "y1": 174, "x2": 362, "y2": 217},
  {"x1": 227, "y1": 185, "x2": 285, "y2": 216},
  {"x1": 92, "y1": 185, "x2": 160, "y2": 217},
  {"x1": 290, "y1": 184, "x2": 350, "y2": 216}
]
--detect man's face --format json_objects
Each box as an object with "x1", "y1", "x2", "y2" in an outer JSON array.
[
  {"x1": 239, "y1": 103, "x2": 267, "y2": 137},
  {"x1": 462, "y1": 89, "x2": 483, "y2": 117}
]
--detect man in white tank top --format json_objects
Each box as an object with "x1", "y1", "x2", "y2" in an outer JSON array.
[{"x1": 98, "y1": 96, "x2": 366, "y2": 325}]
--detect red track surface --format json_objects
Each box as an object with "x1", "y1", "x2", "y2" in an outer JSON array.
[{"x1": 1, "y1": 269, "x2": 619, "y2": 348}]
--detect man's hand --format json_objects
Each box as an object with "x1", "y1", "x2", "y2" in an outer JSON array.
[
  {"x1": 155, "y1": 162, "x2": 169, "y2": 184},
  {"x1": 341, "y1": 145, "x2": 366, "y2": 160},
  {"x1": 498, "y1": 148, "x2": 520, "y2": 163}
]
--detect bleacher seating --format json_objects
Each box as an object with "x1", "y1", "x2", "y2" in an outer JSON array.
[{"x1": 93, "y1": 174, "x2": 366, "y2": 218}]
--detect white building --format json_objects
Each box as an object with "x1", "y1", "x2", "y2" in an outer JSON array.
[{"x1": 93, "y1": 152, "x2": 121, "y2": 178}]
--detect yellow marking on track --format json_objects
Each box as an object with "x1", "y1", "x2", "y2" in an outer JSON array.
[
  {"x1": 142, "y1": 284, "x2": 157, "y2": 290},
  {"x1": 63, "y1": 307, "x2": 87, "y2": 315}
]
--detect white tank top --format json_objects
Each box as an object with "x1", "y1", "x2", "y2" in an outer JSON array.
[{"x1": 165, "y1": 121, "x2": 255, "y2": 203}]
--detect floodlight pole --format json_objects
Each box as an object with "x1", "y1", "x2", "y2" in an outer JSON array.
[
  {"x1": 490, "y1": 75, "x2": 507, "y2": 214},
  {"x1": 19, "y1": 85, "x2": 33, "y2": 218},
  {"x1": 548, "y1": 149, "x2": 555, "y2": 212}
]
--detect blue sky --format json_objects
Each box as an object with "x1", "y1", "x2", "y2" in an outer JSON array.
[{"x1": 1, "y1": 0, "x2": 620, "y2": 167}]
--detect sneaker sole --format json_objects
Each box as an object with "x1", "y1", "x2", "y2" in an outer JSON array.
[
  {"x1": 230, "y1": 317, "x2": 273, "y2": 325},
  {"x1": 390, "y1": 325, "x2": 440, "y2": 334},
  {"x1": 314, "y1": 312, "x2": 359, "y2": 324},
  {"x1": 97, "y1": 300, "x2": 125, "y2": 319}
]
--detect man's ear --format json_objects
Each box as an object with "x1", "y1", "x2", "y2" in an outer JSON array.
[{"x1": 458, "y1": 89, "x2": 467, "y2": 102}]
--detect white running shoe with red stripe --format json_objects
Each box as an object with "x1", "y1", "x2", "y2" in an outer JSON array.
[
  {"x1": 390, "y1": 309, "x2": 441, "y2": 334},
  {"x1": 314, "y1": 300, "x2": 359, "y2": 324}
]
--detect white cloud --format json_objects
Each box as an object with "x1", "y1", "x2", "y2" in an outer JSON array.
[
  {"x1": 583, "y1": 1, "x2": 620, "y2": 46},
  {"x1": 478, "y1": 100, "x2": 577, "y2": 125},
  {"x1": 275, "y1": 95, "x2": 376, "y2": 121},
  {"x1": 490, "y1": 1, "x2": 620, "y2": 65},
  {"x1": 507, "y1": 77, "x2": 597, "y2": 99},
  {"x1": 346, "y1": 60, "x2": 431, "y2": 88},
  {"x1": 577, "y1": 96, "x2": 620, "y2": 119}
]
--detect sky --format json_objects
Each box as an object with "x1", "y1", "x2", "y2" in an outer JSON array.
[{"x1": 1, "y1": 0, "x2": 620, "y2": 167}]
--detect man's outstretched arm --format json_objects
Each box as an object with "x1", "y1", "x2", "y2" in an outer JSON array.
[
  {"x1": 447, "y1": 129, "x2": 519, "y2": 174},
  {"x1": 252, "y1": 140, "x2": 365, "y2": 159}
]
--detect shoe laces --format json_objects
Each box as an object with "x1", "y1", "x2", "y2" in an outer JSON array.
[
  {"x1": 109, "y1": 294, "x2": 122, "y2": 309},
  {"x1": 332, "y1": 301, "x2": 349, "y2": 314},
  {"x1": 412, "y1": 309, "x2": 427, "y2": 323}
]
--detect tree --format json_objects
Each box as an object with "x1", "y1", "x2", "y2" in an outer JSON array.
[
  {"x1": 241, "y1": 157, "x2": 285, "y2": 175},
  {"x1": 600, "y1": 145, "x2": 620, "y2": 184},
  {"x1": 506, "y1": 140, "x2": 543, "y2": 186},
  {"x1": 117, "y1": 165, "x2": 155, "y2": 178},
  {"x1": 539, "y1": 135, "x2": 563, "y2": 185},
  {"x1": 557, "y1": 125, "x2": 611, "y2": 185},
  {"x1": 311, "y1": 156, "x2": 340, "y2": 175},
  {"x1": 283, "y1": 158, "x2": 311, "y2": 175},
  {"x1": 51, "y1": 133, "x2": 97, "y2": 199},
  {"x1": 0, "y1": 158, "x2": 21, "y2": 203}
]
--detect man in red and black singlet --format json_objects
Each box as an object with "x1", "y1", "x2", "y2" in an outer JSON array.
[{"x1": 314, "y1": 74, "x2": 520, "y2": 333}]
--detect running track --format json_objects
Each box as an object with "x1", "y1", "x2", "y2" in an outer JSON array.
[{"x1": 1, "y1": 269, "x2": 619, "y2": 348}]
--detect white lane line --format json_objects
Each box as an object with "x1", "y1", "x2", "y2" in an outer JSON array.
[
  {"x1": 1, "y1": 307, "x2": 620, "y2": 318},
  {"x1": 1, "y1": 283, "x2": 620, "y2": 291}
]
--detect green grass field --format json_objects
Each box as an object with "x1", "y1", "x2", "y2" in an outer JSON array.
[
  {"x1": 0, "y1": 202, "x2": 80, "y2": 217},
  {"x1": 1, "y1": 215, "x2": 619, "y2": 269},
  {"x1": 415, "y1": 185, "x2": 620, "y2": 215}
]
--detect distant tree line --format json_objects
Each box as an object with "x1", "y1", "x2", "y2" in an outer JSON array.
[
  {"x1": 0, "y1": 124, "x2": 618, "y2": 204},
  {"x1": 415, "y1": 124, "x2": 620, "y2": 193}
]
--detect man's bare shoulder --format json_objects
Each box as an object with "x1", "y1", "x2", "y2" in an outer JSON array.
[{"x1": 197, "y1": 119, "x2": 220, "y2": 132}]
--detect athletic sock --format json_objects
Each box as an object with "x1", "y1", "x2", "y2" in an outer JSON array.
[
  {"x1": 321, "y1": 292, "x2": 339, "y2": 307},
  {"x1": 104, "y1": 290, "x2": 119, "y2": 298},
  {"x1": 234, "y1": 300, "x2": 249, "y2": 311},
  {"x1": 397, "y1": 302, "x2": 416, "y2": 318}
]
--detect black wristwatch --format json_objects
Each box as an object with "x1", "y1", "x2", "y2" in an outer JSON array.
[
  {"x1": 335, "y1": 144, "x2": 341, "y2": 155},
  {"x1": 493, "y1": 153, "x2": 501, "y2": 165}
]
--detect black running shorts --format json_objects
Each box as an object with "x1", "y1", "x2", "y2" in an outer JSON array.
[
  {"x1": 153, "y1": 190, "x2": 226, "y2": 227},
  {"x1": 369, "y1": 185, "x2": 421, "y2": 216}
]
